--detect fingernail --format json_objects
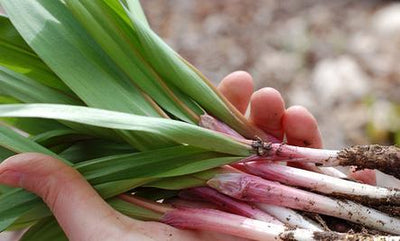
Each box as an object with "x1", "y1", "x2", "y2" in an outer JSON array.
[{"x1": 0, "y1": 170, "x2": 22, "y2": 187}]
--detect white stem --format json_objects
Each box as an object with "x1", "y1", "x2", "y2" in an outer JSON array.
[
  {"x1": 318, "y1": 167, "x2": 347, "y2": 179},
  {"x1": 243, "y1": 162, "x2": 400, "y2": 205},
  {"x1": 208, "y1": 173, "x2": 400, "y2": 234},
  {"x1": 255, "y1": 203, "x2": 323, "y2": 231},
  {"x1": 163, "y1": 207, "x2": 399, "y2": 241}
]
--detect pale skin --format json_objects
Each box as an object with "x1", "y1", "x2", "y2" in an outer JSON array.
[{"x1": 0, "y1": 71, "x2": 372, "y2": 240}]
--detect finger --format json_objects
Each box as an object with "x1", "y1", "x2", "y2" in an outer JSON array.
[
  {"x1": 349, "y1": 168, "x2": 377, "y2": 185},
  {"x1": 218, "y1": 71, "x2": 254, "y2": 114},
  {"x1": 0, "y1": 153, "x2": 125, "y2": 241},
  {"x1": 283, "y1": 106, "x2": 323, "y2": 148},
  {"x1": 249, "y1": 88, "x2": 285, "y2": 140}
]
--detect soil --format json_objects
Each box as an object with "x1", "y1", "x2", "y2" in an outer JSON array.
[{"x1": 338, "y1": 145, "x2": 400, "y2": 179}]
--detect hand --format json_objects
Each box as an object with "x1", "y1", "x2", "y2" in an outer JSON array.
[
  {"x1": 218, "y1": 71, "x2": 322, "y2": 148},
  {"x1": 0, "y1": 71, "x2": 323, "y2": 241}
]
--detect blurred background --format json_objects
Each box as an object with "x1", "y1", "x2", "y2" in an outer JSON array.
[
  {"x1": 141, "y1": 0, "x2": 400, "y2": 149},
  {"x1": 1, "y1": 2, "x2": 400, "y2": 240}
]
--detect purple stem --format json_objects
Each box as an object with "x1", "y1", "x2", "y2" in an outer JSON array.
[
  {"x1": 179, "y1": 187, "x2": 282, "y2": 224},
  {"x1": 242, "y1": 161, "x2": 400, "y2": 205},
  {"x1": 122, "y1": 195, "x2": 399, "y2": 240},
  {"x1": 208, "y1": 173, "x2": 400, "y2": 234},
  {"x1": 199, "y1": 114, "x2": 346, "y2": 179}
]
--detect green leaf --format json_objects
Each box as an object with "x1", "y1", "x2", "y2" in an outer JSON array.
[
  {"x1": 2, "y1": 118, "x2": 67, "y2": 136},
  {"x1": 76, "y1": 146, "x2": 219, "y2": 184},
  {"x1": 0, "y1": 104, "x2": 252, "y2": 156},
  {"x1": 20, "y1": 217, "x2": 67, "y2": 241},
  {"x1": 2, "y1": 0, "x2": 177, "y2": 150},
  {"x1": 0, "y1": 125, "x2": 64, "y2": 161},
  {"x1": 0, "y1": 188, "x2": 42, "y2": 232},
  {"x1": 121, "y1": 0, "x2": 150, "y2": 28},
  {"x1": 9, "y1": 203, "x2": 49, "y2": 231},
  {"x1": 0, "y1": 66, "x2": 78, "y2": 104},
  {"x1": 65, "y1": 0, "x2": 201, "y2": 123},
  {"x1": 1, "y1": 0, "x2": 159, "y2": 117},
  {"x1": 31, "y1": 129, "x2": 91, "y2": 148},
  {"x1": 145, "y1": 168, "x2": 221, "y2": 190},
  {"x1": 123, "y1": 4, "x2": 266, "y2": 139},
  {"x1": 0, "y1": 95, "x2": 18, "y2": 104},
  {"x1": 0, "y1": 66, "x2": 118, "y2": 139},
  {"x1": 95, "y1": 178, "x2": 150, "y2": 199},
  {"x1": 0, "y1": 15, "x2": 72, "y2": 93},
  {"x1": 0, "y1": 145, "x2": 15, "y2": 160},
  {"x1": 108, "y1": 198, "x2": 162, "y2": 221},
  {"x1": 0, "y1": 185, "x2": 13, "y2": 195},
  {"x1": 0, "y1": 125, "x2": 69, "y2": 231},
  {"x1": 105, "y1": 0, "x2": 205, "y2": 118},
  {"x1": 59, "y1": 139, "x2": 135, "y2": 163}
]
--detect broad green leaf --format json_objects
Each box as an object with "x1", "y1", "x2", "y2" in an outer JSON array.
[
  {"x1": 20, "y1": 217, "x2": 67, "y2": 241},
  {"x1": 76, "y1": 146, "x2": 221, "y2": 184},
  {"x1": 108, "y1": 198, "x2": 162, "y2": 221},
  {"x1": 0, "y1": 185, "x2": 13, "y2": 195},
  {"x1": 104, "y1": 0, "x2": 206, "y2": 117},
  {"x1": 145, "y1": 168, "x2": 222, "y2": 190},
  {"x1": 0, "y1": 125, "x2": 68, "y2": 231},
  {"x1": 0, "y1": 66, "x2": 118, "y2": 139},
  {"x1": 123, "y1": 5, "x2": 266, "y2": 139},
  {"x1": 0, "y1": 66, "x2": 78, "y2": 104},
  {"x1": 8, "y1": 203, "x2": 48, "y2": 231},
  {"x1": 0, "y1": 123, "x2": 243, "y2": 230},
  {"x1": 0, "y1": 145, "x2": 15, "y2": 197},
  {"x1": 2, "y1": 118, "x2": 66, "y2": 136},
  {"x1": 158, "y1": 156, "x2": 242, "y2": 177},
  {"x1": 31, "y1": 129, "x2": 91, "y2": 148},
  {"x1": 0, "y1": 145, "x2": 14, "y2": 160},
  {"x1": 65, "y1": 0, "x2": 201, "y2": 124},
  {"x1": 121, "y1": 0, "x2": 150, "y2": 28},
  {"x1": 0, "y1": 188, "x2": 42, "y2": 232},
  {"x1": 0, "y1": 104, "x2": 252, "y2": 156},
  {"x1": 2, "y1": 0, "x2": 181, "y2": 150},
  {"x1": 1, "y1": 0, "x2": 159, "y2": 116},
  {"x1": 95, "y1": 178, "x2": 150, "y2": 199},
  {"x1": 59, "y1": 139, "x2": 135, "y2": 163},
  {"x1": 0, "y1": 125, "x2": 64, "y2": 161},
  {"x1": 0, "y1": 95, "x2": 18, "y2": 104},
  {"x1": 0, "y1": 15, "x2": 72, "y2": 93}
]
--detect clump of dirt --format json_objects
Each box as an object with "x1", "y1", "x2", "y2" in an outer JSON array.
[
  {"x1": 312, "y1": 232, "x2": 378, "y2": 241},
  {"x1": 330, "y1": 192, "x2": 400, "y2": 207},
  {"x1": 376, "y1": 205, "x2": 400, "y2": 217},
  {"x1": 338, "y1": 145, "x2": 400, "y2": 179}
]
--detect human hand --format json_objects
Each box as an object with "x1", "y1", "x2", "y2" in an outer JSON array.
[
  {"x1": 218, "y1": 71, "x2": 322, "y2": 148},
  {"x1": 0, "y1": 71, "x2": 326, "y2": 241},
  {"x1": 219, "y1": 71, "x2": 375, "y2": 185}
]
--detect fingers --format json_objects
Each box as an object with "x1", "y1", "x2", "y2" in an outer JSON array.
[
  {"x1": 218, "y1": 71, "x2": 254, "y2": 114},
  {"x1": 0, "y1": 153, "x2": 125, "y2": 241},
  {"x1": 249, "y1": 88, "x2": 285, "y2": 140},
  {"x1": 283, "y1": 106, "x2": 323, "y2": 148}
]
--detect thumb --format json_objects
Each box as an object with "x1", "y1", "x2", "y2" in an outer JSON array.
[{"x1": 0, "y1": 153, "x2": 125, "y2": 241}]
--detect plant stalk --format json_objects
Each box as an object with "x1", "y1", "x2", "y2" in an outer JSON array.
[
  {"x1": 242, "y1": 161, "x2": 400, "y2": 206},
  {"x1": 208, "y1": 173, "x2": 400, "y2": 234},
  {"x1": 179, "y1": 187, "x2": 282, "y2": 224}
]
